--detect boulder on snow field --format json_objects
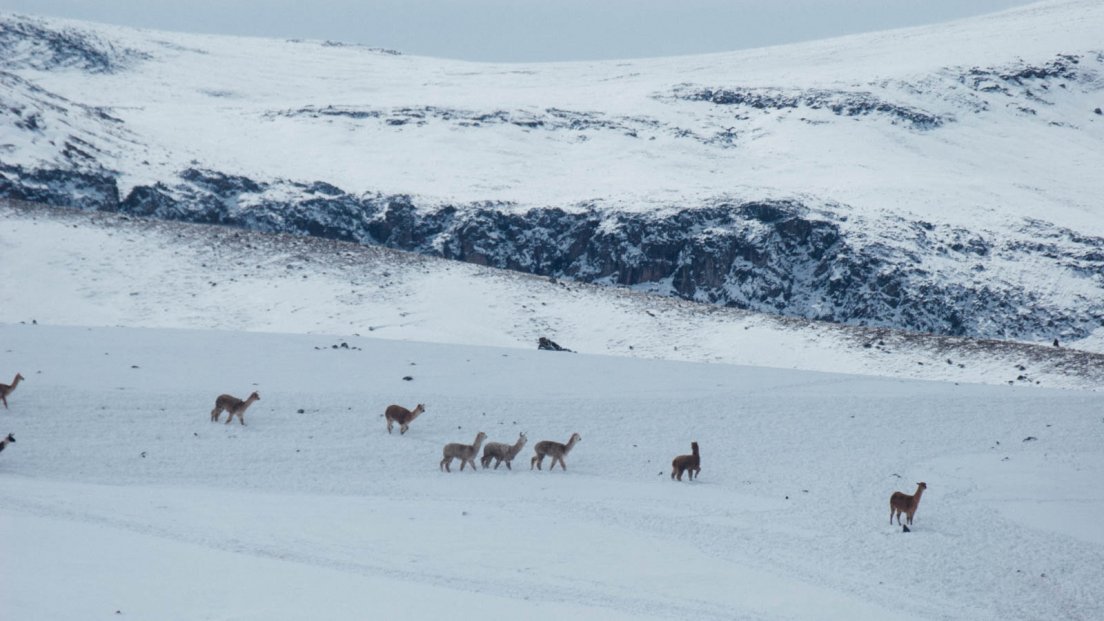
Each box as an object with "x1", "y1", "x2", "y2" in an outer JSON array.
[{"x1": 538, "y1": 337, "x2": 573, "y2": 352}]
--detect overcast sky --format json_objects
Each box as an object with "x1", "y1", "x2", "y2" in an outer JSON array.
[{"x1": 1, "y1": 0, "x2": 1038, "y2": 62}]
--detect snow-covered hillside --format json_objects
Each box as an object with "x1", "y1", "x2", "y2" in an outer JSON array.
[
  {"x1": 2, "y1": 1, "x2": 1103, "y2": 345},
  {"x1": 4, "y1": 199, "x2": 1102, "y2": 387},
  {"x1": 2, "y1": 198, "x2": 1104, "y2": 620},
  {"x1": 2, "y1": 307, "x2": 1103, "y2": 620}
]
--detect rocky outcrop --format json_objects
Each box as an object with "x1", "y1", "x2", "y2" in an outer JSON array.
[
  {"x1": 4, "y1": 165, "x2": 1101, "y2": 344},
  {"x1": 0, "y1": 15, "x2": 147, "y2": 73},
  {"x1": 671, "y1": 85, "x2": 945, "y2": 130}
]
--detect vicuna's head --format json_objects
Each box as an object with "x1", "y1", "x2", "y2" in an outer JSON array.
[
  {"x1": 519, "y1": 432, "x2": 527, "y2": 441},
  {"x1": 412, "y1": 404, "x2": 426, "y2": 418},
  {"x1": 4, "y1": 433, "x2": 13, "y2": 443},
  {"x1": 475, "y1": 431, "x2": 487, "y2": 443},
  {"x1": 249, "y1": 391, "x2": 261, "y2": 401},
  {"x1": 14, "y1": 373, "x2": 24, "y2": 382},
  {"x1": 917, "y1": 482, "x2": 928, "y2": 491},
  {"x1": 569, "y1": 432, "x2": 582, "y2": 444},
  {"x1": 691, "y1": 441, "x2": 699, "y2": 454}
]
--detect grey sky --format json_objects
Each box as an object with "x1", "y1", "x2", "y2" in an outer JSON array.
[{"x1": 1, "y1": 0, "x2": 1037, "y2": 62}]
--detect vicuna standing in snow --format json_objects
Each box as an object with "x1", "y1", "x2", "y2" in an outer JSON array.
[
  {"x1": 530, "y1": 433, "x2": 582, "y2": 471},
  {"x1": 481, "y1": 432, "x2": 527, "y2": 470},
  {"x1": 671, "y1": 441, "x2": 701, "y2": 481},
  {"x1": 0, "y1": 373, "x2": 24, "y2": 409},
  {"x1": 384, "y1": 403, "x2": 425, "y2": 435},
  {"x1": 890, "y1": 482, "x2": 927, "y2": 526},
  {"x1": 210, "y1": 391, "x2": 260, "y2": 426},
  {"x1": 440, "y1": 432, "x2": 487, "y2": 472},
  {"x1": 0, "y1": 433, "x2": 14, "y2": 453}
]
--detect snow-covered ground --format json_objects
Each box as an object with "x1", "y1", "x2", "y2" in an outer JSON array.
[
  {"x1": 2, "y1": 321, "x2": 1102, "y2": 620},
  {"x1": 2, "y1": 202, "x2": 1104, "y2": 620},
  {"x1": 3, "y1": 2, "x2": 1104, "y2": 616}
]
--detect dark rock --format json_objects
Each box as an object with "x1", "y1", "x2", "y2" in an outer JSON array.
[{"x1": 538, "y1": 337, "x2": 573, "y2": 352}]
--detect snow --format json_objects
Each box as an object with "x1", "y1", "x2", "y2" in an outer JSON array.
[
  {"x1": 3, "y1": 202, "x2": 1101, "y2": 384},
  {"x1": 2, "y1": 2, "x2": 1104, "y2": 617},
  {"x1": 2, "y1": 202, "x2": 1104, "y2": 620},
  {"x1": 1, "y1": 321, "x2": 1102, "y2": 620},
  {"x1": 3, "y1": 0, "x2": 1104, "y2": 233}
]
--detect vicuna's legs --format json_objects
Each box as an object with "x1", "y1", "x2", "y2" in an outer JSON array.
[
  {"x1": 210, "y1": 405, "x2": 225, "y2": 422},
  {"x1": 227, "y1": 410, "x2": 245, "y2": 426},
  {"x1": 440, "y1": 456, "x2": 453, "y2": 472},
  {"x1": 531, "y1": 454, "x2": 543, "y2": 470}
]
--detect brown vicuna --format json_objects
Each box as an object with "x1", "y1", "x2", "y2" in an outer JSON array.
[
  {"x1": 440, "y1": 432, "x2": 487, "y2": 472},
  {"x1": 385, "y1": 403, "x2": 425, "y2": 435},
  {"x1": 890, "y1": 482, "x2": 928, "y2": 526},
  {"x1": 0, "y1": 373, "x2": 24, "y2": 409},
  {"x1": 530, "y1": 432, "x2": 582, "y2": 471},
  {"x1": 481, "y1": 432, "x2": 527, "y2": 470},
  {"x1": 0, "y1": 433, "x2": 14, "y2": 453},
  {"x1": 671, "y1": 442, "x2": 701, "y2": 481},
  {"x1": 210, "y1": 391, "x2": 261, "y2": 426}
]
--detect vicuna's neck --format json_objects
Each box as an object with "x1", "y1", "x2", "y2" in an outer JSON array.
[
  {"x1": 10, "y1": 375, "x2": 21, "y2": 387},
  {"x1": 914, "y1": 485, "x2": 926, "y2": 498},
  {"x1": 564, "y1": 436, "x2": 579, "y2": 452}
]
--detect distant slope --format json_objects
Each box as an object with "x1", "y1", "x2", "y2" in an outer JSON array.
[
  {"x1": 2, "y1": 199, "x2": 1100, "y2": 388},
  {"x1": 1, "y1": 1, "x2": 1103, "y2": 345}
]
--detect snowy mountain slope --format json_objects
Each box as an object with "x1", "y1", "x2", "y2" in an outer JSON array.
[
  {"x1": 1, "y1": 1, "x2": 1104, "y2": 344},
  {"x1": 3, "y1": 199, "x2": 1102, "y2": 387}
]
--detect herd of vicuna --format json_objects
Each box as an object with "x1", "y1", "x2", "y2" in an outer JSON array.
[{"x1": 0, "y1": 374, "x2": 929, "y2": 527}]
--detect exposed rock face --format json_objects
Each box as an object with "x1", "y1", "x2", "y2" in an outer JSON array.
[
  {"x1": 671, "y1": 85, "x2": 946, "y2": 130},
  {"x1": 0, "y1": 15, "x2": 147, "y2": 73},
  {"x1": 3, "y1": 164, "x2": 1101, "y2": 344},
  {"x1": 0, "y1": 163, "x2": 119, "y2": 211}
]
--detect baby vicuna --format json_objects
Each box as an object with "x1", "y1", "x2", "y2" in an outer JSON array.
[
  {"x1": 481, "y1": 432, "x2": 527, "y2": 470},
  {"x1": 1, "y1": 373, "x2": 24, "y2": 409},
  {"x1": 671, "y1": 441, "x2": 701, "y2": 481},
  {"x1": 0, "y1": 433, "x2": 14, "y2": 453},
  {"x1": 440, "y1": 432, "x2": 487, "y2": 472},
  {"x1": 531, "y1": 432, "x2": 582, "y2": 471},
  {"x1": 210, "y1": 391, "x2": 260, "y2": 426},
  {"x1": 890, "y1": 482, "x2": 928, "y2": 526},
  {"x1": 384, "y1": 403, "x2": 425, "y2": 435}
]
